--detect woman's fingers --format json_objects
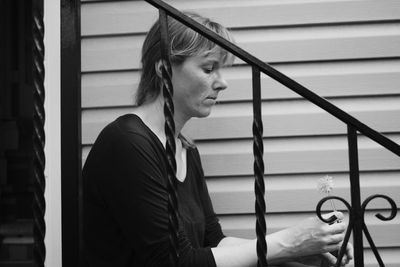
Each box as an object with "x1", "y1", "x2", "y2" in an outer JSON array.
[
  {"x1": 323, "y1": 243, "x2": 342, "y2": 253},
  {"x1": 321, "y1": 252, "x2": 336, "y2": 265},
  {"x1": 344, "y1": 242, "x2": 354, "y2": 263},
  {"x1": 322, "y1": 211, "x2": 345, "y2": 222},
  {"x1": 321, "y1": 252, "x2": 350, "y2": 267},
  {"x1": 332, "y1": 211, "x2": 345, "y2": 221},
  {"x1": 323, "y1": 242, "x2": 354, "y2": 266},
  {"x1": 326, "y1": 233, "x2": 345, "y2": 245},
  {"x1": 328, "y1": 222, "x2": 347, "y2": 235},
  {"x1": 320, "y1": 212, "x2": 347, "y2": 235}
]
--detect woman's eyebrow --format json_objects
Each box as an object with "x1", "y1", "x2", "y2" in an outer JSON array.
[
  {"x1": 202, "y1": 51, "x2": 222, "y2": 61},
  {"x1": 201, "y1": 57, "x2": 221, "y2": 66},
  {"x1": 202, "y1": 60, "x2": 218, "y2": 65}
]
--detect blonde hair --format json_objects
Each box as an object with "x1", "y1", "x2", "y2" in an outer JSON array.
[{"x1": 136, "y1": 12, "x2": 235, "y2": 106}]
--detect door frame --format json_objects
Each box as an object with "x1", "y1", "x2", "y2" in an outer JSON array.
[{"x1": 61, "y1": 0, "x2": 82, "y2": 266}]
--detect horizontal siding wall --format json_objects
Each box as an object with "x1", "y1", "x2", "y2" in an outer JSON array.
[{"x1": 81, "y1": 0, "x2": 400, "y2": 265}]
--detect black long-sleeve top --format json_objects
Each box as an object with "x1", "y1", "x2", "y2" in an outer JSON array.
[{"x1": 83, "y1": 114, "x2": 225, "y2": 267}]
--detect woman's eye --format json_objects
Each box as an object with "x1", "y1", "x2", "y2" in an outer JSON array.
[
  {"x1": 203, "y1": 67, "x2": 213, "y2": 73},
  {"x1": 203, "y1": 65, "x2": 216, "y2": 73}
]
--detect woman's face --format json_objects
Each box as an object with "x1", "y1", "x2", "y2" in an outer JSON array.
[{"x1": 170, "y1": 52, "x2": 228, "y2": 121}]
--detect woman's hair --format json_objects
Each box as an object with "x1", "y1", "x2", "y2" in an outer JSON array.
[{"x1": 135, "y1": 12, "x2": 235, "y2": 106}]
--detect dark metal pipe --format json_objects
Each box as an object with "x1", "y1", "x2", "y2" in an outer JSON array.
[{"x1": 347, "y1": 125, "x2": 364, "y2": 266}]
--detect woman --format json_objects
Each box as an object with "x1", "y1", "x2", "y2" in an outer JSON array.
[{"x1": 83, "y1": 12, "x2": 353, "y2": 267}]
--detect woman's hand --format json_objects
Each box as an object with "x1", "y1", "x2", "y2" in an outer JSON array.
[
  {"x1": 279, "y1": 212, "x2": 348, "y2": 258},
  {"x1": 320, "y1": 241, "x2": 354, "y2": 266},
  {"x1": 282, "y1": 241, "x2": 353, "y2": 266},
  {"x1": 212, "y1": 212, "x2": 353, "y2": 267}
]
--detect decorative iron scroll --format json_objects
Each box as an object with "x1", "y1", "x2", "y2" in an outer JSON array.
[
  {"x1": 317, "y1": 126, "x2": 398, "y2": 267},
  {"x1": 159, "y1": 10, "x2": 180, "y2": 266},
  {"x1": 316, "y1": 194, "x2": 397, "y2": 267},
  {"x1": 32, "y1": 0, "x2": 46, "y2": 265},
  {"x1": 252, "y1": 67, "x2": 267, "y2": 266},
  {"x1": 362, "y1": 195, "x2": 397, "y2": 266}
]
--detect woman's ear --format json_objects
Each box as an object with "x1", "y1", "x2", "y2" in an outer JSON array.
[{"x1": 155, "y1": 60, "x2": 163, "y2": 78}]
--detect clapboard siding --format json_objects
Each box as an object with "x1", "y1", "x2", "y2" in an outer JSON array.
[
  {"x1": 197, "y1": 136, "x2": 400, "y2": 176},
  {"x1": 207, "y1": 172, "x2": 400, "y2": 214},
  {"x1": 82, "y1": 134, "x2": 400, "y2": 175},
  {"x1": 81, "y1": 97, "x2": 400, "y2": 143},
  {"x1": 82, "y1": 59, "x2": 400, "y2": 107},
  {"x1": 82, "y1": 23, "x2": 400, "y2": 71},
  {"x1": 80, "y1": 0, "x2": 400, "y2": 263},
  {"x1": 81, "y1": 0, "x2": 400, "y2": 36}
]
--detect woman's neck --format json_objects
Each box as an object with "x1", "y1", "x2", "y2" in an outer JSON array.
[
  {"x1": 133, "y1": 96, "x2": 188, "y2": 143},
  {"x1": 134, "y1": 97, "x2": 188, "y2": 182}
]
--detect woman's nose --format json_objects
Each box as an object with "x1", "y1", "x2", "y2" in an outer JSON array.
[{"x1": 214, "y1": 71, "x2": 228, "y2": 91}]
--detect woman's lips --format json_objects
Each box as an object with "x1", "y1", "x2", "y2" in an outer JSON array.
[{"x1": 205, "y1": 96, "x2": 217, "y2": 105}]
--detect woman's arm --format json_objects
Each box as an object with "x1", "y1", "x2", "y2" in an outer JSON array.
[
  {"x1": 212, "y1": 232, "x2": 303, "y2": 266},
  {"x1": 212, "y1": 230, "x2": 304, "y2": 266},
  {"x1": 212, "y1": 212, "x2": 352, "y2": 267}
]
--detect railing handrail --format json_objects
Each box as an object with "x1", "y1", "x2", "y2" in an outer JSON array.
[{"x1": 144, "y1": 0, "x2": 400, "y2": 157}]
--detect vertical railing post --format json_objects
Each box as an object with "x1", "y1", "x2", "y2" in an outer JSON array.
[
  {"x1": 347, "y1": 125, "x2": 364, "y2": 266},
  {"x1": 32, "y1": 0, "x2": 46, "y2": 265},
  {"x1": 252, "y1": 67, "x2": 267, "y2": 267},
  {"x1": 159, "y1": 10, "x2": 180, "y2": 266}
]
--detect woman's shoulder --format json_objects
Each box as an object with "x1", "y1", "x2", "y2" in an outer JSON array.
[
  {"x1": 114, "y1": 113, "x2": 148, "y2": 135},
  {"x1": 96, "y1": 113, "x2": 159, "y2": 150}
]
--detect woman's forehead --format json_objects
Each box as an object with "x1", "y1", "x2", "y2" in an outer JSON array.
[
  {"x1": 200, "y1": 49, "x2": 232, "y2": 65},
  {"x1": 202, "y1": 52, "x2": 222, "y2": 62},
  {"x1": 185, "y1": 53, "x2": 224, "y2": 68}
]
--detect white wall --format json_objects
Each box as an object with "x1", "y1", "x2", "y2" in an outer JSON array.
[{"x1": 44, "y1": 0, "x2": 62, "y2": 266}]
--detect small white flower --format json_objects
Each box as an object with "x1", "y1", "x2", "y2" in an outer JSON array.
[{"x1": 317, "y1": 175, "x2": 334, "y2": 194}]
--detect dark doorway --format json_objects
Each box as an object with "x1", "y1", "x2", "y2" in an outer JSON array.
[{"x1": 0, "y1": 0, "x2": 46, "y2": 266}]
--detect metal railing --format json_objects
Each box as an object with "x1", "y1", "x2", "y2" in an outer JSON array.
[{"x1": 144, "y1": 0, "x2": 400, "y2": 266}]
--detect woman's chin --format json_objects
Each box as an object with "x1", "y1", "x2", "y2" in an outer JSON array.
[{"x1": 195, "y1": 108, "x2": 213, "y2": 118}]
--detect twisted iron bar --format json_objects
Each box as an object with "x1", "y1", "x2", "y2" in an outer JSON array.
[
  {"x1": 316, "y1": 194, "x2": 397, "y2": 267},
  {"x1": 33, "y1": 192, "x2": 46, "y2": 266},
  {"x1": 252, "y1": 67, "x2": 267, "y2": 267},
  {"x1": 32, "y1": 2, "x2": 46, "y2": 266},
  {"x1": 159, "y1": 10, "x2": 180, "y2": 266}
]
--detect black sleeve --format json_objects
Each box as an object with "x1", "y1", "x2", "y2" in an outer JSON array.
[
  {"x1": 192, "y1": 148, "x2": 225, "y2": 247},
  {"x1": 91, "y1": 130, "x2": 217, "y2": 267}
]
